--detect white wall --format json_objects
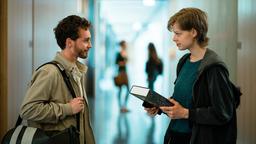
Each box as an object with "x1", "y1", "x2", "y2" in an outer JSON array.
[
  {"x1": 33, "y1": 0, "x2": 82, "y2": 69},
  {"x1": 8, "y1": 0, "x2": 33, "y2": 128},
  {"x1": 237, "y1": 0, "x2": 256, "y2": 143}
]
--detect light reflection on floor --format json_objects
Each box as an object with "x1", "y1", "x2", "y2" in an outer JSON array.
[{"x1": 90, "y1": 82, "x2": 170, "y2": 144}]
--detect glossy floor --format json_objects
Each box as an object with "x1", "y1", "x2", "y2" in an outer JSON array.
[{"x1": 89, "y1": 86, "x2": 170, "y2": 144}]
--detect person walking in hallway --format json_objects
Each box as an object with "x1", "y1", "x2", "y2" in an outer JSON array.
[
  {"x1": 115, "y1": 40, "x2": 130, "y2": 113},
  {"x1": 145, "y1": 8, "x2": 237, "y2": 144},
  {"x1": 20, "y1": 15, "x2": 95, "y2": 144},
  {"x1": 145, "y1": 42, "x2": 163, "y2": 91}
]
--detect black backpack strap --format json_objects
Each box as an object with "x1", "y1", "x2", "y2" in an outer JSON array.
[
  {"x1": 17, "y1": 61, "x2": 80, "y2": 131},
  {"x1": 48, "y1": 61, "x2": 80, "y2": 131},
  {"x1": 47, "y1": 61, "x2": 77, "y2": 99},
  {"x1": 15, "y1": 116, "x2": 23, "y2": 127},
  {"x1": 35, "y1": 61, "x2": 76, "y2": 98}
]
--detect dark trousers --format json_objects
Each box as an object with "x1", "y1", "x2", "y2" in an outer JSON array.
[{"x1": 164, "y1": 130, "x2": 191, "y2": 144}]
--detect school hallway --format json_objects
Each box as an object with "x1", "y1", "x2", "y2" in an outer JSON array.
[
  {"x1": 86, "y1": 63, "x2": 169, "y2": 144},
  {"x1": 1, "y1": 0, "x2": 256, "y2": 144}
]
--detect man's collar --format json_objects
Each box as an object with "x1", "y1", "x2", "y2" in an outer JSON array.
[{"x1": 54, "y1": 52, "x2": 88, "y2": 74}]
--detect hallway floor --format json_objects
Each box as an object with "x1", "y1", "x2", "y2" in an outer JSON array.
[{"x1": 89, "y1": 86, "x2": 170, "y2": 144}]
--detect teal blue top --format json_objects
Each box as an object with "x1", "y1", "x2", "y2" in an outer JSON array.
[{"x1": 170, "y1": 58, "x2": 201, "y2": 133}]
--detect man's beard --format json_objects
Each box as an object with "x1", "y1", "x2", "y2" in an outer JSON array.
[{"x1": 78, "y1": 51, "x2": 88, "y2": 59}]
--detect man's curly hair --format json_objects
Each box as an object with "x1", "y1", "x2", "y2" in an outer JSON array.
[{"x1": 54, "y1": 15, "x2": 91, "y2": 49}]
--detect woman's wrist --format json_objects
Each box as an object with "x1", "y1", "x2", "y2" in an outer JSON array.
[{"x1": 183, "y1": 108, "x2": 189, "y2": 119}]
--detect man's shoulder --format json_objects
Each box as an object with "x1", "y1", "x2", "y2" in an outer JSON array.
[
  {"x1": 33, "y1": 63, "x2": 60, "y2": 78},
  {"x1": 27, "y1": 63, "x2": 61, "y2": 90}
]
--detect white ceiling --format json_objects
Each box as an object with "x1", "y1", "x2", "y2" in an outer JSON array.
[{"x1": 100, "y1": 0, "x2": 168, "y2": 41}]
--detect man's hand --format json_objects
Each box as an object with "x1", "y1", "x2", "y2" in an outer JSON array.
[
  {"x1": 69, "y1": 97, "x2": 84, "y2": 114},
  {"x1": 160, "y1": 99, "x2": 189, "y2": 119}
]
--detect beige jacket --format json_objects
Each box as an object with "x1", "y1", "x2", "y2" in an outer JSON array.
[{"x1": 20, "y1": 52, "x2": 95, "y2": 144}]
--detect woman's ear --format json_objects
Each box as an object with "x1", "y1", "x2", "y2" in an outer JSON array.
[{"x1": 191, "y1": 28, "x2": 198, "y2": 38}]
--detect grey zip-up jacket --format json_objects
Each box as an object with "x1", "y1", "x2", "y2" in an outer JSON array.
[{"x1": 20, "y1": 52, "x2": 95, "y2": 144}]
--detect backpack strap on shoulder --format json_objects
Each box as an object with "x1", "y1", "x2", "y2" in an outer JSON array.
[{"x1": 17, "y1": 61, "x2": 80, "y2": 131}]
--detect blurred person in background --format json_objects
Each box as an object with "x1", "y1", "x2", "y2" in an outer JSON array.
[
  {"x1": 115, "y1": 40, "x2": 130, "y2": 113},
  {"x1": 145, "y1": 42, "x2": 163, "y2": 91}
]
